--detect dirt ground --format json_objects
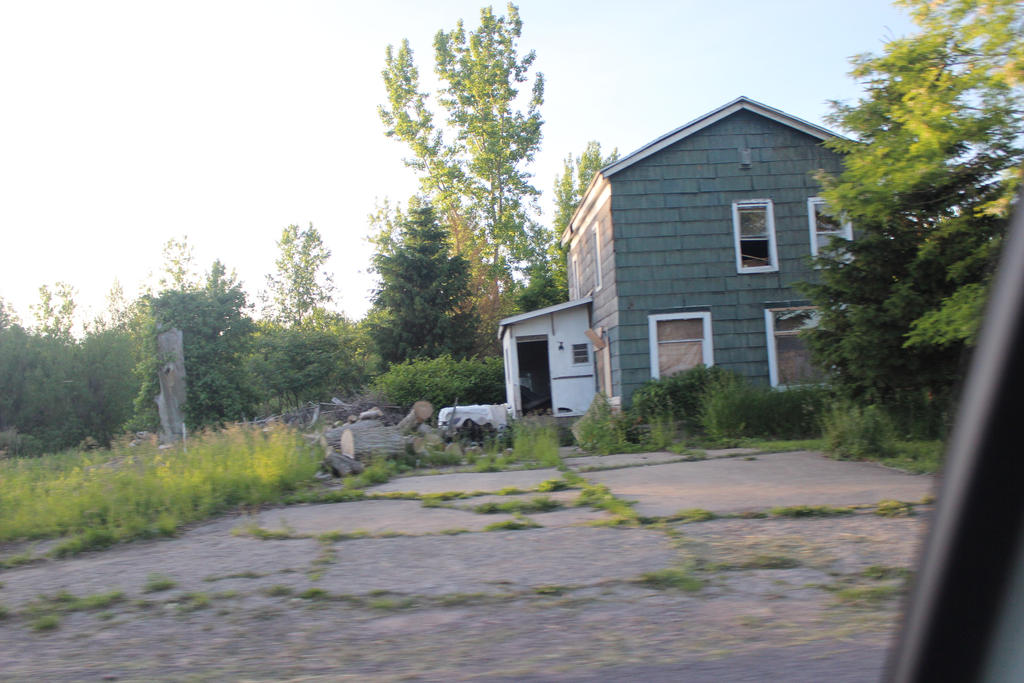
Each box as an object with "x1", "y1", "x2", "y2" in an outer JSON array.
[{"x1": 0, "y1": 450, "x2": 936, "y2": 682}]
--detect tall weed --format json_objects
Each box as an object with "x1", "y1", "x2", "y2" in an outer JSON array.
[
  {"x1": 572, "y1": 394, "x2": 633, "y2": 454},
  {"x1": 511, "y1": 418, "x2": 561, "y2": 468},
  {"x1": 822, "y1": 403, "x2": 897, "y2": 459}
]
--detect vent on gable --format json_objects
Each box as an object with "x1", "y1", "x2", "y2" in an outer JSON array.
[{"x1": 739, "y1": 148, "x2": 752, "y2": 168}]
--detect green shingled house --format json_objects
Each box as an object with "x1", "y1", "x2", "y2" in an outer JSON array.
[{"x1": 499, "y1": 97, "x2": 851, "y2": 416}]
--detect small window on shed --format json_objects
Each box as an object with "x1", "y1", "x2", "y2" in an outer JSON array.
[
  {"x1": 732, "y1": 199, "x2": 778, "y2": 273},
  {"x1": 572, "y1": 343, "x2": 589, "y2": 364}
]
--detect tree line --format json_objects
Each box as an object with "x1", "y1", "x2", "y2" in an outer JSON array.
[{"x1": 1, "y1": 0, "x2": 1021, "y2": 454}]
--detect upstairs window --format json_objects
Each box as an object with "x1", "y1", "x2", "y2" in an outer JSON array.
[
  {"x1": 592, "y1": 225, "x2": 602, "y2": 291},
  {"x1": 732, "y1": 199, "x2": 778, "y2": 273},
  {"x1": 808, "y1": 197, "x2": 853, "y2": 257}
]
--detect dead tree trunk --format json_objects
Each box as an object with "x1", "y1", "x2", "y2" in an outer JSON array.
[{"x1": 155, "y1": 328, "x2": 186, "y2": 445}]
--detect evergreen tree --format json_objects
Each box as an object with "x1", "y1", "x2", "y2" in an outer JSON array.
[
  {"x1": 369, "y1": 201, "x2": 477, "y2": 366},
  {"x1": 802, "y1": 0, "x2": 1023, "y2": 411}
]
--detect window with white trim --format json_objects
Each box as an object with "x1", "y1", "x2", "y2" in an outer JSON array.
[
  {"x1": 572, "y1": 343, "x2": 589, "y2": 364},
  {"x1": 765, "y1": 307, "x2": 824, "y2": 387},
  {"x1": 648, "y1": 312, "x2": 713, "y2": 379},
  {"x1": 569, "y1": 253, "x2": 580, "y2": 299},
  {"x1": 732, "y1": 199, "x2": 778, "y2": 272},
  {"x1": 808, "y1": 197, "x2": 853, "y2": 257},
  {"x1": 592, "y1": 225, "x2": 602, "y2": 291}
]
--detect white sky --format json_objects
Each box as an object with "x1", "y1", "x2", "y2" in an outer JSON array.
[{"x1": 0, "y1": 0, "x2": 916, "y2": 327}]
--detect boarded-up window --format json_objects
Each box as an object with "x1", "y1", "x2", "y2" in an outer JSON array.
[
  {"x1": 649, "y1": 313, "x2": 712, "y2": 379},
  {"x1": 767, "y1": 308, "x2": 824, "y2": 387},
  {"x1": 732, "y1": 200, "x2": 777, "y2": 272}
]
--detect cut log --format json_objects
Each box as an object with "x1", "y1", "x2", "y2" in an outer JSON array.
[
  {"x1": 358, "y1": 407, "x2": 384, "y2": 421},
  {"x1": 339, "y1": 420, "x2": 405, "y2": 460},
  {"x1": 323, "y1": 451, "x2": 365, "y2": 477},
  {"x1": 397, "y1": 401, "x2": 435, "y2": 434}
]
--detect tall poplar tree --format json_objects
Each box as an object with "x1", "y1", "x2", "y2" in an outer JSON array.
[
  {"x1": 264, "y1": 223, "x2": 335, "y2": 328},
  {"x1": 802, "y1": 0, "x2": 1023, "y2": 412},
  {"x1": 379, "y1": 3, "x2": 544, "y2": 350}
]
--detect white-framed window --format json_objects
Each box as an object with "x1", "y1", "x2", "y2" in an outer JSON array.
[
  {"x1": 808, "y1": 197, "x2": 853, "y2": 258},
  {"x1": 648, "y1": 311, "x2": 713, "y2": 379},
  {"x1": 572, "y1": 343, "x2": 589, "y2": 364},
  {"x1": 732, "y1": 199, "x2": 778, "y2": 273},
  {"x1": 592, "y1": 225, "x2": 602, "y2": 291},
  {"x1": 765, "y1": 306, "x2": 824, "y2": 387}
]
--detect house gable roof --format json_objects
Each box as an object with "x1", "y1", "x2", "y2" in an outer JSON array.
[{"x1": 562, "y1": 96, "x2": 847, "y2": 244}]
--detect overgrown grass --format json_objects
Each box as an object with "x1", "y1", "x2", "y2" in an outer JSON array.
[
  {"x1": 0, "y1": 425, "x2": 320, "y2": 551},
  {"x1": 511, "y1": 418, "x2": 562, "y2": 468},
  {"x1": 143, "y1": 573, "x2": 177, "y2": 593},
  {"x1": 769, "y1": 504, "x2": 854, "y2": 518},
  {"x1": 483, "y1": 516, "x2": 541, "y2": 531},
  {"x1": 875, "y1": 499, "x2": 914, "y2": 517}
]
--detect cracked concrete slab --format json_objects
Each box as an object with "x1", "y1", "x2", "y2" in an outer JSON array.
[{"x1": 586, "y1": 451, "x2": 935, "y2": 517}]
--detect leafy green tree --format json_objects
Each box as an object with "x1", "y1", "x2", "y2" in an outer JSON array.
[
  {"x1": 247, "y1": 317, "x2": 372, "y2": 412},
  {"x1": 368, "y1": 201, "x2": 477, "y2": 366},
  {"x1": 31, "y1": 282, "x2": 77, "y2": 342},
  {"x1": 379, "y1": 3, "x2": 544, "y2": 348},
  {"x1": 0, "y1": 296, "x2": 18, "y2": 330},
  {"x1": 552, "y1": 141, "x2": 619, "y2": 236},
  {"x1": 264, "y1": 223, "x2": 335, "y2": 327},
  {"x1": 158, "y1": 236, "x2": 200, "y2": 291},
  {"x1": 134, "y1": 261, "x2": 257, "y2": 429},
  {"x1": 802, "y1": 0, "x2": 1023, "y2": 411},
  {"x1": 517, "y1": 141, "x2": 620, "y2": 311}
]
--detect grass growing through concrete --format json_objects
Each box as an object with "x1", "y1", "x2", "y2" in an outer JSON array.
[
  {"x1": 0, "y1": 425, "x2": 320, "y2": 553},
  {"x1": 636, "y1": 568, "x2": 704, "y2": 592},
  {"x1": 472, "y1": 497, "x2": 562, "y2": 515},
  {"x1": 769, "y1": 505, "x2": 854, "y2": 518},
  {"x1": 483, "y1": 516, "x2": 541, "y2": 531},
  {"x1": 143, "y1": 573, "x2": 177, "y2": 593},
  {"x1": 875, "y1": 499, "x2": 914, "y2": 517}
]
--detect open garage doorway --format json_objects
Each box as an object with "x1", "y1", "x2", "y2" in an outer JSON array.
[{"x1": 516, "y1": 337, "x2": 551, "y2": 413}]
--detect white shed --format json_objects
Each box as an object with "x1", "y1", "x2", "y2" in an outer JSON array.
[{"x1": 497, "y1": 298, "x2": 596, "y2": 417}]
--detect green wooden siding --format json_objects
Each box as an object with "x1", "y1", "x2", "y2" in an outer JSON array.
[{"x1": 606, "y1": 109, "x2": 844, "y2": 404}]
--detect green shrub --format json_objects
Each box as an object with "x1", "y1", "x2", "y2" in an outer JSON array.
[
  {"x1": 700, "y1": 375, "x2": 829, "y2": 440},
  {"x1": 631, "y1": 366, "x2": 733, "y2": 428},
  {"x1": 372, "y1": 355, "x2": 504, "y2": 409},
  {"x1": 823, "y1": 403, "x2": 898, "y2": 460}
]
